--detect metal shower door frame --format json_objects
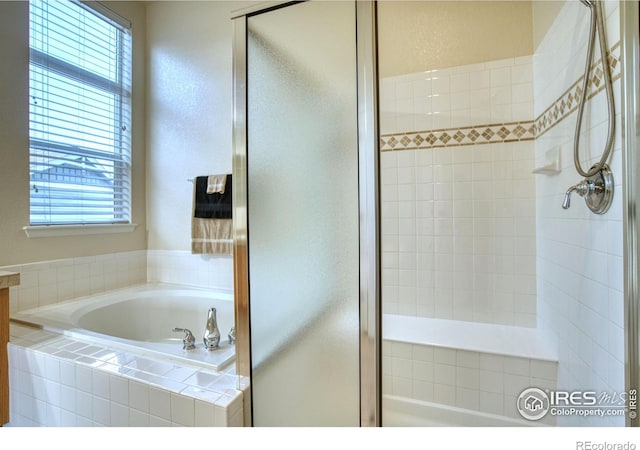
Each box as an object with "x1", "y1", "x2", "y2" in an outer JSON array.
[
  {"x1": 230, "y1": 0, "x2": 381, "y2": 427},
  {"x1": 620, "y1": 0, "x2": 640, "y2": 428}
]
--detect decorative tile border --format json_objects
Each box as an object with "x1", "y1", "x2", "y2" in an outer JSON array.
[
  {"x1": 381, "y1": 42, "x2": 621, "y2": 152},
  {"x1": 380, "y1": 121, "x2": 535, "y2": 151},
  {"x1": 534, "y1": 41, "x2": 621, "y2": 139}
]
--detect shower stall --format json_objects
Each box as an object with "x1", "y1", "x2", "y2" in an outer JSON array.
[{"x1": 231, "y1": 0, "x2": 640, "y2": 427}]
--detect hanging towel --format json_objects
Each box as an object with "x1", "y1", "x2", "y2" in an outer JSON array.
[
  {"x1": 191, "y1": 218, "x2": 233, "y2": 255},
  {"x1": 192, "y1": 175, "x2": 233, "y2": 255},
  {"x1": 207, "y1": 174, "x2": 227, "y2": 194},
  {"x1": 194, "y1": 175, "x2": 232, "y2": 219}
]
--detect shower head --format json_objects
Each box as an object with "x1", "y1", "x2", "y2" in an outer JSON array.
[{"x1": 580, "y1": 0, "x2": 595, "y2": 7}]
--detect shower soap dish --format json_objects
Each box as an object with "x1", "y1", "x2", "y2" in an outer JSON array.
[{"x1": 532, "y1": 147, "x2": 561, "y2": 175}]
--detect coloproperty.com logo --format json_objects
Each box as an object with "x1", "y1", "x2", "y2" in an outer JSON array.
[{"x1": 516, "y1": 387, "x2": 637, "y2": 421}]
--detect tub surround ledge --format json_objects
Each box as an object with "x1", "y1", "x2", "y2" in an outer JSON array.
[
  {"x1": 0, "y1": 272, "x2": 20, "y2": 290},
  {"x1": 7, "y1": 322, "x2": 245, "y2": 427}
]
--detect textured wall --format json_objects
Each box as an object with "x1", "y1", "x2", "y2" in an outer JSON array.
[{"x1": 378, "y1": 1, "x2": 533, "y2": 77}]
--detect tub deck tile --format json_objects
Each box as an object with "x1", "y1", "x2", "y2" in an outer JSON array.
[
  {"x1": 52, "y1": 350, "x2": 81, "y2": 361},
  {"x1": 183, "y1": 370, "x2": 222, "y2": 389},
  {"x1": 8, "y1": 322, "x2": 244, "y2": 427},
  {"x1": 125, "y1": 369, "x2": 185, "y2": 393},
  {"x1": 124, "y1": 357, "x2": 175, "y2": 376},
  {"x1": 164, "y1": 366, "x2": 199, "y2": 383},
  {"x1": 180, "y1": 385, "x2": 223, "y2": 403},
  {"x1": 75, "y1": 356, "x2": 104, "y2": 368},
  {"x1": 75, "y1": 345, "x2": 105, "y2": 357},
  {"x1": 92, "y1": 349, "x2": 137, "y2": 366}
]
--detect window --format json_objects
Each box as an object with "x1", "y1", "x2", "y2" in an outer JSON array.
[{"x1": 29, "y1": 0, "x2": 132, "y2": 225}]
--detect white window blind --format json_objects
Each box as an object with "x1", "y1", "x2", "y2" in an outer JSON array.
[{"x1": 29, "y1": 0, "x2": 132, "y2": 225}]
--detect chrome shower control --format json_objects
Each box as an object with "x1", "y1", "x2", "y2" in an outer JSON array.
[
  {"x1": 562, "y1": 163, "x2": 613, "y2": 214},
  {"x1": 562, "y1": 180, "x2": 591, "y2": 209}
]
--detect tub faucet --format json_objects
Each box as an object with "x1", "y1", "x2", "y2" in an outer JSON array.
[
  {"x1": 203, "y1": 308, "x2": 221, "y2": 350},
  {"x1": 172, "y1": 327, "x2": 196, "y2": 350}
]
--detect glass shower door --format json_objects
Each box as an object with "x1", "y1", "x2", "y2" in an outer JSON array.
[{"x1": 246, "y1": 1, "x2": 360, "y2": 426}]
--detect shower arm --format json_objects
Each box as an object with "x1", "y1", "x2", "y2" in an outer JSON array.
[{"x1": 573, "y1": 0, "x2": 616, "y2": 179}]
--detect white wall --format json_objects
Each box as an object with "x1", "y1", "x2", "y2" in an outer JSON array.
[
  {"x1": 534, "y1": 0, "x2": 624, "y2": 426},
  {"x1": 145, "y1": 1, "x2": 236, "y2": 252},
  {"x1": 144, "y1": 1, "x2": 258, "y2": 287}
]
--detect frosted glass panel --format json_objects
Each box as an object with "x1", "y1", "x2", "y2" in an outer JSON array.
[{"x1": 247, "y1": 1, "x2": 360, "y2": 426}]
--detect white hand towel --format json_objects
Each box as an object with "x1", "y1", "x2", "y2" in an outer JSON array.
[{"x1": 207, "y1": 174, "x2": 227, "y2": 194}]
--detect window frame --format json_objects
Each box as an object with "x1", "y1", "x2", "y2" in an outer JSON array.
[{"x1": 27, "y1": 0, "x2": 134, "y2": 230}]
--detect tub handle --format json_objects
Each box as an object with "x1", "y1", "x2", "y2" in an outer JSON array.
[{"x1": 172, "y1": 327, "x2": 196, "y2": 351}]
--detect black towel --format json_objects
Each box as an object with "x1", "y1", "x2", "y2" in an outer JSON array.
[{"x1": 194, "y1": 175, "x2": 232, "y2": 219}]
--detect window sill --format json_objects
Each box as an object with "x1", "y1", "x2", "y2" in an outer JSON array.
[{"x1": 23, "y1": 223, "x2": 138, "y2": 238}]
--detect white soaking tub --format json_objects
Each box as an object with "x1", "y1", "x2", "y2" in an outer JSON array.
[{"x1": 11, "y1": 283, "x2": 236, "y2": 371}]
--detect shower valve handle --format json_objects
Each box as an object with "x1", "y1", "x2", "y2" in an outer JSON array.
[
  {"x1": 562, "y1": 180, "x2": 592, "y2": 209},
  {"x1": 562, "y1": 164, "x2": 612, "y2": 215}
]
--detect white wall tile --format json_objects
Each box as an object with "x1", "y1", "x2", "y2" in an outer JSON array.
[
  {"x1": 502, "y1": 356, "x2": 530, "y2": 376},
  {"x1": 110, "y1": 402, "x2": 129, "y2": 427},
  {"x1": 195, "y1": 399, "x2": 216, "y2": 427},
  {"x1": 129, "y1": 380, "x2": 149, "y2": 413},
  {"x1": 9, "y1": 329, "x2": 242, "y2": 428},
  {"x1": 109, "y1": 375, "x2": 129, "y2": 406},
  {"x1": 533, "y1": 0, "x2": 624, "y2": 425},
  {"x1": 434, "y1": 363, "x2": 456, "y2": 386},
  {"x1": 93, "y1": 369, "x2": 110, "y2": 399},
  {"x1": 479, "y1": 370, "x2": 504, "y2": 394},
  {"x1": 3, "y1": 251, "x2": 148, "y2": 314},
  {"x1": 129, "y1": 409, "x2": 150, "y2": 427},
  {"x1": 93, "y1": 396, "x2": 110, "y2": 425},
  {"x1": 60, "y1": 385, "x2": 76, "y2": 412},
  {"x1": 75, "y1": 365, "x2": 93, "y2": 393},
  {"x1": 76, "y1": 390, "x2": 93, "y2": 419},
  {"x1": 413, "y1": 380, "x2": 434, "y2": 402},
  {"x1": 149, "y1": 386, "x2": 172, "y2": 421},
  {"x1": 433, "y1": 383, "x2": 456, "y2": 406},
  {"x1": 149, "y1": 415, "x2": 171, "y2": 427},
  {"x1": 455, "y1": 387, "x2": 479, "y2": 410},
  {"x1": 456, "y1": 367, "x2": 479, "y2": 390}
]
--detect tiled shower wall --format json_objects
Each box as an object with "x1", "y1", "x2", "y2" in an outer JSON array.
[
  {"x1": 380, "y1": 56, "x2": 537, "y2": 327},
  {"x1": 380, "y1": 0, "x2": 626, "y2": 426},
  {"x1": 534, "y1": 1, "x2": 624, "y2": 426}
]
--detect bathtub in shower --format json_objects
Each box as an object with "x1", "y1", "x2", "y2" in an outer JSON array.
[
  {"x1": 382, "y1": 314, "x2": 558, "y2": 426},
  {"x1": 383, "y1": 395, "x2": 543, "y2": 427},
  {"x1": 11, "y1": 283, "x2": 236, "y2": 371}
]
